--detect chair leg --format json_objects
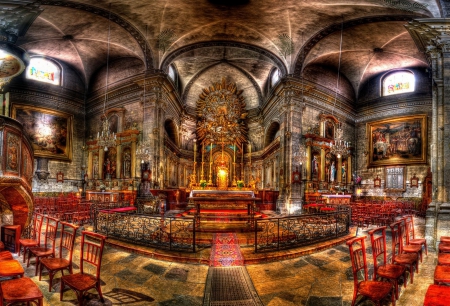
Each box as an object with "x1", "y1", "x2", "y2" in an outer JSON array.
[
  {"x1": 425, "y1": 241, "x2": 428, "y2": 255},
  {"x1": 97, "y1": 281, "x2": 104, "y2": 302},
  {"x1": 48, "y1": 271, "x2": 55, "y2": 292},
  {"x1": 60, "y1": 279, "x2": 64, "y2": 301}
]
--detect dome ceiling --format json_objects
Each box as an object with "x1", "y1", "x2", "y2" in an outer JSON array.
[{"x1": 3, "y1": 0, "x2": 441, "y2": 106}]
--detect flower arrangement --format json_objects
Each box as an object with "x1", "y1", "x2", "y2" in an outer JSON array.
[
  {"x1": 237, "y1": 180, "x2": 244, "y2": 188},
  {"x1": 200, "y1": 180, "x2": 207, "y2": 188}
]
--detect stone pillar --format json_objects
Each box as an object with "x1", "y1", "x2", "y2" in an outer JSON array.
[{"x1": 406, "y1": 19, "x2": 450, "y2": 250}]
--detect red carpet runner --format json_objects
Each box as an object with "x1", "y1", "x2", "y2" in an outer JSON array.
[{"x1": 209, "y1": 233, "x2": 244, "y2": 267}]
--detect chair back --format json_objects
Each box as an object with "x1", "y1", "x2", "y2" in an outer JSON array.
[
  {"x1": 57, "y1": 222, "x2": 79, "y2": 263},
  {"x1": 30, "y1": 213, "x2": 44, "y2": 246},
  {"x1": 79, "y1": 231, "x2": 106, "y2": 280},
  {"x1": 346, "y1": 236, "x2": 369, "y2": 288},
  {"x1": 389, "y1": 221, "x2": 402, "y2": 260},
  {"x1": 368, "y1": 226, "x2": 388, "y2": 277},
  {"x1": 404, "y1": 215, "x2": 415, "y2": 240},
  {"x1": 42, "y1": 216, "x2": 60, "y2": 252}
]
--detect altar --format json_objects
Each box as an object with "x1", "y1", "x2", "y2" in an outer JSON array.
[
  {"x1": 187, "y1": 189, "x2": 261, "y2": 230},
  {"x1": 321, "y1": 194, "x2": 352, "y2": 205}
]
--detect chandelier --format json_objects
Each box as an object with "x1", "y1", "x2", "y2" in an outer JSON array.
[
  {"x1": 329, "y1": 18, "x2": 349, "y2": 159},
  {"x1": 97, "y1": 118, "x2": 116, "y2": 151},
  {"x1": 97, "y1": 5, "x2": 115, "y2": 152},
  {"x1": 330, "y1": 125, "x2": 349, "y2": 158},
  {"x1": 136, "y1": 26, "x2": 151, "y2": 163}
]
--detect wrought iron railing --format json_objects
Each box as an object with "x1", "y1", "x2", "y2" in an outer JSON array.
[
  {"x1": 254, "y1": 206, "x2": 351, "y2": 253},
  {"x1": 93, "y1": 208, "x2": 197, "y2": 252},
  {"x1": 91, "y1": 204, "x2": 350, "y2": 253}
]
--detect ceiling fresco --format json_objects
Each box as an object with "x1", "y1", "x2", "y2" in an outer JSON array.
[{"x1": 1, "y1": 0, "x2": 442, "y2": 109}]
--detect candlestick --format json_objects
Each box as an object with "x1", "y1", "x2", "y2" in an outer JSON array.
[{"x1": 249, "y1": 142, "x2": 251, "y2": 164}]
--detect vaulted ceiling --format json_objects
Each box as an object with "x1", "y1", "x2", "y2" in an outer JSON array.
[{"x1": 1, "y1": 0, "x2": 441, "y2": 109}]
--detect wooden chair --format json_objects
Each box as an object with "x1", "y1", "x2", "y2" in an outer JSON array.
[
  {"x1": 0, "y1": 277, "x2": 43, "y2": 306},
  {"x1": 434, "y1": 265, "x2": 450, "y2": 285},
  {"x1": 404, "y1": 215, "x2": 427, "y2": 255},
  {"x1": 346, "y1": 236, "x2": 395, "y2": 306},
  {"x1": 0, "y1": 251, "x2": 13, "y2": 262},
  {"x1": 389, "y1": 221, "x2": 419, "y2": 284},
  {"x1": 398, "y1": 218, "x2": 423, "y2": 263},
  {"x1": 39, "y1": 222, "x2": 80, "y2": 292},
  {"x1": 424, "y1": 284, "x2": 450, "y2": 306},
  {"x1": 27, "y1": 216, "x2": 60, "y2": 276},
  {"x1": 368, "y1": 226, "x2": 406, "y2": 300},
  {"x1": 60, "y1": 231, "x2": 107, "y2": 305},
  {"x1": 18, "y1": 213, "x2": 44, "y2": 263}
]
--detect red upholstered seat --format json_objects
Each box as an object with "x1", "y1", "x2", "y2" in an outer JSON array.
[
  {"x1": 424, "y1": 284, "x2": 450, "y2": 306},
  {"x1": 0, "y1": 277, "x2": 43, "y2": 306}
]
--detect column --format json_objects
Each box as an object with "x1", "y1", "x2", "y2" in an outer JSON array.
[
  {"x1": 98, "y1": 148, "x2": 104, "y2": 180},
  {"x1": 337, "y1": 157, "x2": 342, "y2": 183},
  {"x1": 306, "y1": 145, "x2": 311, "y2": 181},
  {"x1": 116, "y1": 144, "x2": 122, "y2": 179},
  {"x1": 320, "y1": 148, "x2": 326, "y2": 182},
  {"x1": 131, "y1": 140, "x2": 137, "y2": 178},
  {"x1": 87, "y1": 151, "x2": 93, "y2": 179},
  {"x1": 346, "y1": 155, "x2": 352, "y2": 184}
]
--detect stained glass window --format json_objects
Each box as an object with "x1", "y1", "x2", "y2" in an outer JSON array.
[
  {"x1": 26, "y1": 57, "x2": 61, "y2": 85},
  {"x1": 168, "y1": 65, "x2": 176, "y2": 82},
  {"x1": 382, "y1": 71, "x2": 414, "y2": 96}
]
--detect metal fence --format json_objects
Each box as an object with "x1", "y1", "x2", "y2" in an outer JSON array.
[
  {"x1": 93, "y1": 207, "x2": 197, "y2": 252},
  {"x1": 254, "y1": 206, "x2": 351, "y2": 253},
  {"x1": 92, "y1": 204, "x2": 351, "y2": 254}
]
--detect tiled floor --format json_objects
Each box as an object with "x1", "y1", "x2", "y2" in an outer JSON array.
[{"x1": 8, "y1": 217, "x2": 436, "y2": 305}]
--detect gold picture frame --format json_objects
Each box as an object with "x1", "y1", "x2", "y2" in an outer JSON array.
[
  {"x1": 11, "y1": 104, "x2": 73, "y2": 161},
  {"x1": 367, "y1": 114, "x2": 427, "y2": 167}
]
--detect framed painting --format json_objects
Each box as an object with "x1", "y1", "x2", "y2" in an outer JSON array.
[
  {"x1": 367, "y1": 114, "x2": 427, "y2": 167},
  {"x1": 11, "y1": 104, "x2": 73, "y2": 161},
  {"x1": 56, "y1": 171, "x2": 64, "y2": 183},
  {"x1": 410, "y1": 174, "x2": 419, "y2": 188}
]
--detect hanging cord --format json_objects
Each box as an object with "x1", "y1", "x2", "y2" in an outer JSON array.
[
  {"x1": 103, "y1": 3, "x2": 112, "y2": 117},
  {"x1": 332, "y1": 17, "x2": 344, "y2": 118}
]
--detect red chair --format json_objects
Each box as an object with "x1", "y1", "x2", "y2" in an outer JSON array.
[
  {"x1": 404, "y1": 215, "x2": 427, "y2": 255},
  {"x1": 60, "y1": 231, "x2": 107, "y2": 305},
  {"x1": 368, "y1": 226, "x2": 406, "y2": 300},
  {"x1": 434, "y1": 265, "x2": 450, "y2": 285},
  {"x1": 424, "y1": 284, "x2": 450, "y2": 306},
  {"x1": 0, "y1": 277, "x2": 43, "y2": 306},
  {"x1": 389, "y1": 221, "x2": 419, "y2": 284},
  {"x1": 398, "y1": 218, "x2": 423, "y2": 263},
  {"x1": 18, "y1": 213, "x2": 44, "y2": 263},
  {"x1": 39, "y1": 222, "x2": 80, "y2": 292},
  {"x1": 27, "y1": 216, "x2": 60, "y2": 276},
  {"x1": 346, "y1": 236, "x2": 395, "y2": 306}
]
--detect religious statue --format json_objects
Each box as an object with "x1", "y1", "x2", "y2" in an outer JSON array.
[
  {"x1": 104, "y1": 158, "x2": 111, "y2": 175},
  {"x1": 123, "y1": 152, "x2": 131, "y2": 178},
  {"x1": 341, "y1": 162, "x2": 346, "y2": 181},
  {"x1": 249, "y1": 175, "x2": 257, "y2": 190},
  {"x1": 330, "y1": 161, "x2": 336, "y2": 182},
  {"x1": 93, "y1": 156, "x2": 99, "y2": 179},
  {"x1": 312, "y1": 156, "x2": 319, "y2": 176}
]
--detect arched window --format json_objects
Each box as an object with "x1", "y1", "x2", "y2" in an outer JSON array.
[
  {"x1": 168, "y1": 64, "x2": 176, "y2": 82},
  {"x1": 26, "y1": 57, "x2": 61, "y2": 85},
  {"x1": 382, "y1": 70, "x2": 415, "y2": 96},
  {"x1": 270, "y1": 68, "x2": 280, "y2": 88}
]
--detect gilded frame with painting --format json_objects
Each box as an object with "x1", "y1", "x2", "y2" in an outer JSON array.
[{"x1": 12, "y1": 104, "x2": 73, "y2": 161}]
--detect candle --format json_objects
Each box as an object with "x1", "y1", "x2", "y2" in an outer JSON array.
[
  {"x1": 202, "y1": 143, "x2": 204, "y2": 163},
  {"x1": 233, "y1": 143, "x2": 236, "y2": 162},
  {"x1": 249, "y1": 142, "x2": 251, "y2": 164}
]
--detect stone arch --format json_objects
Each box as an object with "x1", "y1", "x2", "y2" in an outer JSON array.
[{"x1": 265, "y1": 121, "x2": 280, "y2": 147}]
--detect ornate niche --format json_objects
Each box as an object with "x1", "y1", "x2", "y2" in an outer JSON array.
[{"x1": 319, "y1": 114, "x2": 339, "y2": 140}]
